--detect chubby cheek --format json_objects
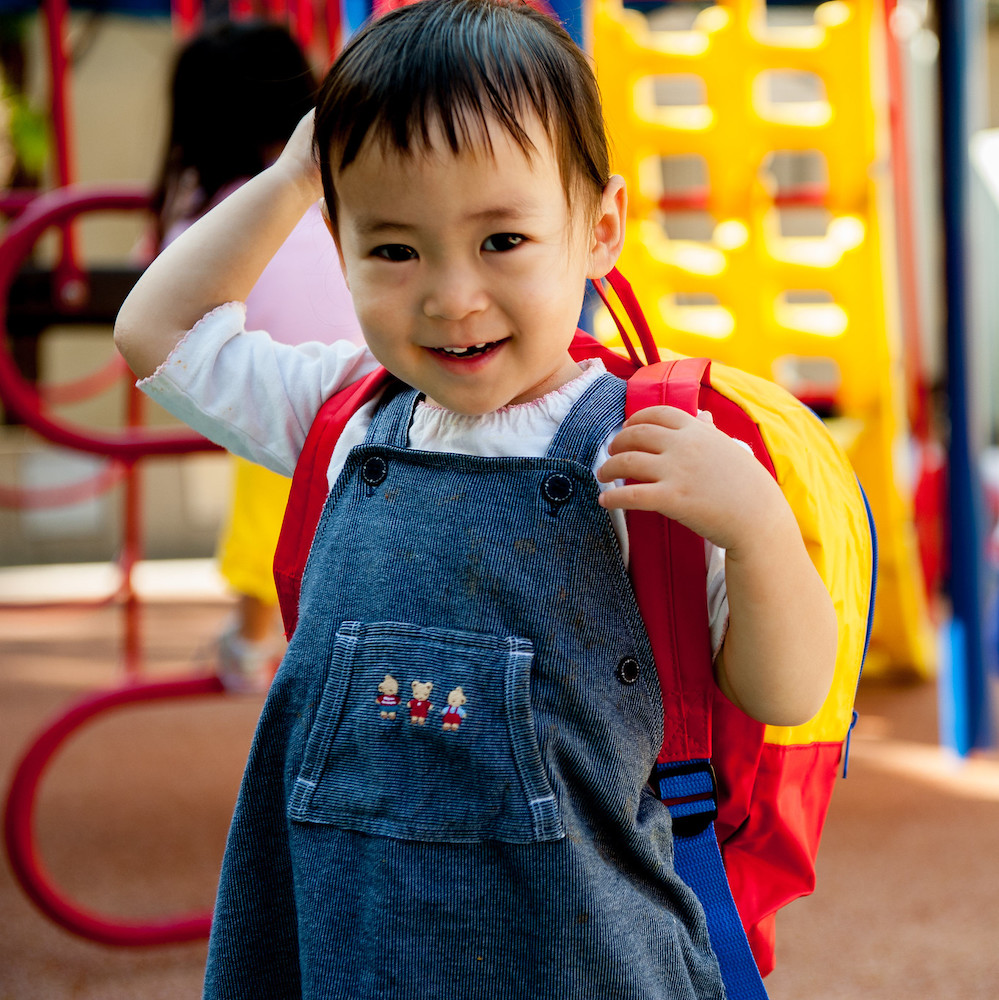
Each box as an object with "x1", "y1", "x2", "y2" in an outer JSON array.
[
  {"x1": 353, "y1": 307, "x2": 420, "y2": 378},
  {"x1": 527, "y1": 244, "x2": 588, "y2": 309},
  {"x1": 347, "y1": 279, "x2": 407, "y2": 346},
  {"x1": 353, "y1": 313, "x2": 399, "y2": 363},
  {"x1": 520, "y1": 280, "x2": 586, "y2": 341}
]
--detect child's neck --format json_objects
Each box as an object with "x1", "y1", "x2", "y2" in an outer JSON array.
[{"x1": 423, "y1": 358, "x2": 589, "y2": 414}]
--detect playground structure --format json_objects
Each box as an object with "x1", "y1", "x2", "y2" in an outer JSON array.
[
  {"x1": 0, "y1": 0, "x2": 243, "y2": 948},
  {"x1": 593, "y1": 0, "x2": 936, "y2": 682},
  {"x1": 0, "y1": 0, "x2": 995, "y2": 957}
]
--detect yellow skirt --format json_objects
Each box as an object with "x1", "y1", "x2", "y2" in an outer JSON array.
[{"x1": 216, "y1": 455, "x2": 292, "y2": 605}]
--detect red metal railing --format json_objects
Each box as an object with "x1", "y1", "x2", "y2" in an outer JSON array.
[
  {"x1": 0, "y1": 186, "x2": 227, "y2": 946},
  {"x1": 0, "y1": 0, "x2": 325, "y2": 950},
  {"x1": 3, "y1": 675, "x2": 225, "y2": 946}
]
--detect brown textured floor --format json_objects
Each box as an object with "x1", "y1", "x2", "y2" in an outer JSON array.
[{"x1": 1, "y1": 586, "x2": 998, "y2": 999}]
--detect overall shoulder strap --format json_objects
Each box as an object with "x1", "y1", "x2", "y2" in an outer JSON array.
[
  {"x1": 546, "y1": 373, "x2": 627, "y2": 467},
  {"x1": 364, "y1": 384, "x2": 421, "y2": 447},
  {"x1": 273, "y1": 367, "x2": 395, "y2": 639}
]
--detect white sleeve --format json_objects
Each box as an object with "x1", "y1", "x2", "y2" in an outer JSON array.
[
  {"x1": 706, "y1": 542, "x2": 729, "y2": 660},
  {"x1": 137, "y1": 301, "x2": 380, "y2": 477}
]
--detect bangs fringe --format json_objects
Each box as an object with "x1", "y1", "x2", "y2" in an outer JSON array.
[{"x1": 315, "y1": 0, "x2": 607, "y2": 216}]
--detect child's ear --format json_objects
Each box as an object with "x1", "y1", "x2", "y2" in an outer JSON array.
[
  {"x1": 586, "y1": 175, "x2": 627, "y2": 280},
  {"x1": 320, "y1": 197, "x2": 349, "y2": 287}
]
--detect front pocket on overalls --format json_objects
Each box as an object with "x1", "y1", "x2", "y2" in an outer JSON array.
[{"x1": 287, "y1": 621, "x2": 564, "y2": 844}]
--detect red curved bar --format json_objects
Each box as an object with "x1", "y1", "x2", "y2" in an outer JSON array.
[
  {"x1": 42, "y1": 352, "x2": 130, "y2": 406},
  {"x1": 0, "y1": 457, "x2": 125, "y2": 509},
  {"x1": 0, "y1": 190, "x2": 36, "y2": 219},
  {"x1": 4, "y1": 674, "x2": 226, "y2": 946},
  {"x1": 0, "y1": 185, "x2": 221, "y2": 459}
]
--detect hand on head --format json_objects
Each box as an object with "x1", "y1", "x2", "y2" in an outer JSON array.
[{"x1": 274, "y1": 109, "x2": 324, "y2": 204}]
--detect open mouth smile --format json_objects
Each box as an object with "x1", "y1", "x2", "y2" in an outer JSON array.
[{"x1": 431, "y1": 340, "x2": 505, "y2": 359}]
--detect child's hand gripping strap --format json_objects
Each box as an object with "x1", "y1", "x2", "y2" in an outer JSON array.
[
  {"x1": 273, "y1": 367, "x2": 395, "y2": 639},
  {"x1": 624, "y1": 357, "x2": 716, "y2": 766},
  {"x1": 596, "y1": 268, "x2": 715, "y2": 764},
  {"x1": 610, "y1": 284, "x2": 771, "y2": 997}
]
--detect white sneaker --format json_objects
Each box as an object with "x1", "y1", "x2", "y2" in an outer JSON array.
[{"x1": 217, "y1": 626, "x2": 275, "y2": 694}]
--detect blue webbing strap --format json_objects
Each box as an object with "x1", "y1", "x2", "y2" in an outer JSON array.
[
  {"x1": 654, "y1": 760, "x2": 770, "y2": 1000},
  {"x1": 843, "y1": 481, "x2": 879, "y2": 778}
]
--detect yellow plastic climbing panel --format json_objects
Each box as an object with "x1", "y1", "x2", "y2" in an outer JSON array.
[{"x1": 593, "y1": 0, "x2": 934, "y2": 677}]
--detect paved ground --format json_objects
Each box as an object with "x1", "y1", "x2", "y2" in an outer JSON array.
[{"x1": 1, "y1": 568, "x2": 998, "y2": 999}]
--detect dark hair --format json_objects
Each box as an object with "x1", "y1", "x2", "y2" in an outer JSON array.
[
  {"x1": 314, "y1": 0, "x2": 609, "y2": 226},
  {"x1": 153, "y1": 20, "x2": 317, "y2": 240}
]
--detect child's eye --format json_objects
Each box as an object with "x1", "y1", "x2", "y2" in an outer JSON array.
[
  {"x1": 482, "y1": 233, "x2": 526, "y2": 253},
  {"x1": 371, "y1": 244, "x2": 418, "y2": 262}
]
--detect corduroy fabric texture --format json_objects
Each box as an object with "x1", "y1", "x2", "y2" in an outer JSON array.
[{"x1": 204, "y1": 375, "x2": 724, "y2": 1000}]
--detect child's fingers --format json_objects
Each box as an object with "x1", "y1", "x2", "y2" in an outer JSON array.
[
  {"x1": 596, "y1": 450, "x2": 668, "y2": 485},
  {"x1": 609, "y1": 405, "x2": 716, "y2": 457},
  {"x1": 276, "y1": 110, "x2": 323, "y2": 192},
  {"x1": 621, "y1": 404, "x2": 695, "y2": 431},
  {"x1": 604, "y1": 422, "x2": 673, "y2": 459},
  {"x1": 598, "y1": 480, "x2": 669, "y2": 512}
]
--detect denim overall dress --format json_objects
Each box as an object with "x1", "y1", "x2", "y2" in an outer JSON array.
[{"x1": 204, "y1": 374, "x2": 725, "y2": 1000}]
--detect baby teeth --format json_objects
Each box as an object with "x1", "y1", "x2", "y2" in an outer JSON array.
[{"x1": 442, "y1": 343, "x2": 488, "y2": 355}]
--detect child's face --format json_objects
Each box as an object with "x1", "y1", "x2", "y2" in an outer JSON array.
[{"x1": 330, "y1": 114, "x2": 623, "y2": 415}]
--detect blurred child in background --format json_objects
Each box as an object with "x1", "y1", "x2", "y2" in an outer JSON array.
[{"x1": 153, "y1": 19, "x2": 363, "y2": 691}]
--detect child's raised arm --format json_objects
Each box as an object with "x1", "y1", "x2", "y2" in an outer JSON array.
[
  {"x1": 597, "y1": 405, "x2": 838, "y2": 728},
  {"x1": 115, "y1": 112, "x2": 322, "y2": 379}
]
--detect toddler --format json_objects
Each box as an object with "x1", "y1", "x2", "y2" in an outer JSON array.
[{"x1": 115, "y1": 1, "x2": 837, "y2": 996}]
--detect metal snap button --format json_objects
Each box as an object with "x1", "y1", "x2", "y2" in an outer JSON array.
[
  {"x1": 361, "y1": 455, "x2": 388, "y2": 488},
  {"x1": 542, "y1": 473, "x2": 574, "y2": 505},
  {"x1": 615, "y1": 657, "x2": 641, "y2": 685}
]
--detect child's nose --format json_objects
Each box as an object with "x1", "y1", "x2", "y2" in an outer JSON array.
[{"x1": 422, "y1": 264, "x2": 489, "y2": 321}]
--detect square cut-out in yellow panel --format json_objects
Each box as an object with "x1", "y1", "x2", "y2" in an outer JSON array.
[
  {"x1": 661, "y1": 293, "x2": 735, "y2": 340},
  {"x1": 760, "y1": 149, "x2": 829, "y2": 197},
  {"x1": 656, "y1": 154, "x2": 711, "y2": 205},
  {"x1": 639, "y1": 74, "x2": 714, "y2": 130},
  {"x1": 774, "y1": 291, "x2": 849, "y2": 338},
  {"x1": 754, "y1": 69, "x2": 832, "y2": 127}
]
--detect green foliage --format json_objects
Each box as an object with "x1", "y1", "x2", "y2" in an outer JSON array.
[{"x1": 3, "y1": 87, "x2": 50, "y2": 180}]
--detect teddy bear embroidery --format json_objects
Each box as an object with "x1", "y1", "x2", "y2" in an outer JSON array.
[
  {"x1": 408, "y1": 679, "x2": 434, "y2": 726},
  {"x1": 375, "y1": 674, "x2": 401, "y2": 720},
  {"x1": 441, "y1": 686, "x2": 468, "y2": 731}
]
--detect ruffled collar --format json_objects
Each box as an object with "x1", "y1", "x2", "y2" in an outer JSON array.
[{"x1": 409, "y1": 358, "x2": 609, "y2": 456}]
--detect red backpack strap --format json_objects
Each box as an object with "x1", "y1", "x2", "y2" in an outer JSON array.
[
  {"x1": 273, "y1": 367, "x2": 395, "y2": 638},
  {"x1": 624, "y1": 357, "x2": 715, "y2": 764},
  {"x1": 628, "y1": 357, "x2": 773, "y2": 998},
  {"x1": 568, "y1": 328, "x2": 638, "y2": 379},
  {"x1": 581, "y1": 270, "x2": 715, "y2": 761}
]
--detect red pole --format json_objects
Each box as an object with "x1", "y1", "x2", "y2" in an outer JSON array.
[
  {"x1": 883, "y1": 0, "x2": 931, "y2": 440},
  {"x1": 325, "y1": 0, "x2": 343, "y2": 61},
  {"x1": 43, "y1": 0, "x2": 87, "y2": 310},
  {"x1": 119, "y1": 385, "x2": 147, "y2": 679},
  {"x1": 171, "y1": 0, "x2": 203, "y2": 38},
  {"x1": 290, "y1": 0, "x2": 316, "y2": 50},
  {"x1": 43, "y1": 0, "x2": 74, "y2": 190}
]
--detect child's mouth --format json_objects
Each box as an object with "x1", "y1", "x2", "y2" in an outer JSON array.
[{"x1": 431, "y1": 340, "x2": 504, "y2": 360}]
